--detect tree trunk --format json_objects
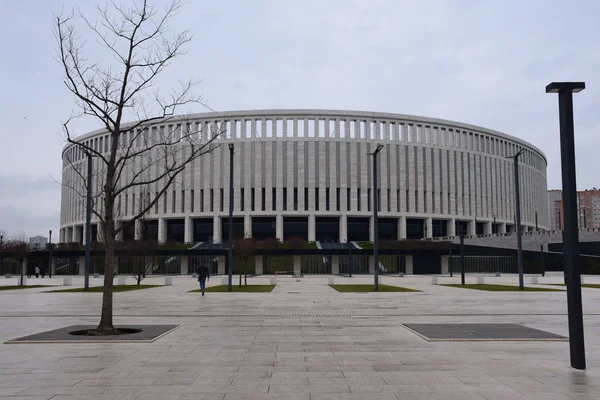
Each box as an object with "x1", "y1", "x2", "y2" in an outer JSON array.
[
  {"x1": 19, "y1": 258, "x2": 25, "y2": 287},
  {"x1": 97, "y1": 223, "x2": 115, "y2": 333}
]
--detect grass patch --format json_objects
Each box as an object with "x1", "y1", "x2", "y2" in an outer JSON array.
[
  {"x1": 189, "y1": 285, "x2": 275, "y2": 293},
  {"x1": 0, "y1": 285, "x2": 55, "y2": 291},
  {"x1": 441, "y1": 284, "x2": 564, "y2": 292},
  {"x1": 329, "y1": 284, "x2": 420, "y2": 292},
  {"x1": 48, "y1": 285, "x2": 162, "y2": 293},
  {"x1": 550, "y1": 284, "x2": 600, "y2": 289}
]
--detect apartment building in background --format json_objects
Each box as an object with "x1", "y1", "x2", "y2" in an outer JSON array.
[{"x1": 548, "y1": 188, "x2": 600, "y2": 230}]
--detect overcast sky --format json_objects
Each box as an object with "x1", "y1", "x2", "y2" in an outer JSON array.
[{"x1": 0, "y1": 0, "x2": 598, "y2": 238}]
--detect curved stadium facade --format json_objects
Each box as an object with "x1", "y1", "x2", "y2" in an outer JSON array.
[{"x1": 59, "y1": 109, "x2": 548, "y2": 245}]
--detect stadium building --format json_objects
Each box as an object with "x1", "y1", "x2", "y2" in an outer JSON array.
[{"x1": 59, "y1": 109, "x2": 549, "y2": 245}]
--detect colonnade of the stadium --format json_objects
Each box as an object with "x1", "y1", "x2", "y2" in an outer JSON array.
[{"x1": 59, "y1": 110, "x2": 548, "y2": 244}]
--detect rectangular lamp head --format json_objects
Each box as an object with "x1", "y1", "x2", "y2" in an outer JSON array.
[{"x1": 546, "y1": 82, "x2": 585, "y2": 93}]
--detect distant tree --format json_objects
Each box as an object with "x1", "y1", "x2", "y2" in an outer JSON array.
[
  {"x1": 129, "y1": 194, "x2": 157, "y2": 285},
  {"x1": 287, "y1": 237, "x2": 305, "y2": 250},
  {"x1": 55, "y1": 0, "x2": 222, "y2": 333},
  {"x1": 234, "y1": 236, "x2": 256, "y2": 286},
  {"x1": 262, "y1": 237, "x2": 280, "y2": 250},
  {"x1": 4, "y1": 233, "x2": 30, "y2": 286},
  {"x1": 128, "y1": 239, "x2": 158, "y2": 285}
]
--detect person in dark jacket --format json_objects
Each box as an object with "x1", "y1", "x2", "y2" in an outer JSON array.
[{"x1": 196, "y1": 263, "x2": 210, "y2": 296}]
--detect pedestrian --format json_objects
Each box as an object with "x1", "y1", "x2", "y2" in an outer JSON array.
[
  {"x1": 41, "y1": 267, "x2": 45, "y2": 279},
  {"x1": 195, "y1": 262, "x2": 210, "y2": 296},
  {"x1": 34, "y1": 266, "x2": 40, "y2": 278}
]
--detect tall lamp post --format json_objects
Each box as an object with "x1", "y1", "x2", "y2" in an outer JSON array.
[
  {"x1": 84, "y1": 150, "x2": 93, "y2": 291},
  {"x1": 347, "y1": 235, "x2": 352, "y2": 278},
  {"x1": 228, "y1": 143, "x2": 234, "y2": 292},
  {"x1": 369, "y1": 144, "x2": 384, "y2": 291},
  {"x1": 507, "y1": 148, "x2": 525, "y2": 290},
  {"x1": 459, "y1": 224, "x2": 465, "y2": 285},
  {"x1": 0, "y1": 234, "x2": 4, "y2": 277},
  {"x1": 48, "y1": 230, "x2": 53, "y2": 278},
  {"x1": 546, "y1": 81, "x2": 586, "y2": 370}
]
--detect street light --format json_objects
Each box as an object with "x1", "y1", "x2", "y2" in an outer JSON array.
[
  {"x1": 546, "y1": 81, "x2": 586, "y2": 370},
  {"x1": 368, "y1": 144, "x2": 384, "y2": 291},
  {"x1": 506, "y1": 148, "x2": 525, "y2": 290},
  {"x1": 48, "y1": 230, "x2": 53, "y2": 279},
  {"x1": 0, "y1": 234, "x2": 4, "y2": 278},
  {"x1": 78, "y1": 147, "x2": 93, "y2": 292},
  {"x1": 228, "y1": 143, "x2": 234, "y2": 292}
]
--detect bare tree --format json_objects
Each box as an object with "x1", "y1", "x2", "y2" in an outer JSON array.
[
  {"x1": 234, "y1": 236, "x2": 256, "y2": 287},
  {"x1": 127, "y1": 239, "x2": 157, "y2": 286},
  {"x1": 129, "y1": 192, "x2": 157, "y2": 285},
  {"x1": 55, "y1": 0, "x2": 222, "y2": 333},
  {"x1": 4, "y1": 233, "x2": 30, "y2": 286}
]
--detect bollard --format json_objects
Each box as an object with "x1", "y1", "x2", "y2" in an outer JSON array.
[
  {"x1": 5, "y1": 274, "x2": 11, "y2": 279},
  {"x1": 327, "y1": 277, "x2": 334, "y2": 285},
  {"x1": 476, "y1": 276, "x2": 485, "y2": 285},
  {"x1": 165, "y1": 277, "x2": 173, "y2": 286},
  {"x1": 495, "y1": 272, "x2": 501, "y2": 277},
  {"x1": 94, "y1": 273, "x2": 100, "y2": 278},
  {"x1": 398, "y1": 272, "x2": 404, "y2": 277},
  {"x1": 117, "y1": 277, "x2": 126, "y2": 286},
  {"x1": 63, "y1": 277, "x2": 72, "y2": 286},
  {"x1": 192, "y1": 273, "x2": 198, "y2": 278},
  {"x1": 530, "y1": 276, "x2": 538, "y2": 285},
  {"x1": 431, "y1": 276, "x2": 438, "y2": 285}
]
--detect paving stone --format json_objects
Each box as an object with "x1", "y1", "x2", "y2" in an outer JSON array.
[{"x1": 1, "y1": 275, "x2": 600, "y2": 400}]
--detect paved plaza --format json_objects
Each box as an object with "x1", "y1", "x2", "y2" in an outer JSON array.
[{"x1": 1, "y1": 273, "x2": 600, "y2": 399}]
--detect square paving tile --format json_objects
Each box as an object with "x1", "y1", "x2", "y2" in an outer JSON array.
[
  {"x1": 5, "y1": 325, "x2": 178, "y2": 344},
  {"x1": 403, "y1": 324, "x2": 567, "y2": 342}
]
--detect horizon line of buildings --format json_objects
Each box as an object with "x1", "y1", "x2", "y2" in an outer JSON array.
[{"x1": 548, "y1": 188, "x2": 600, "y2": 230}]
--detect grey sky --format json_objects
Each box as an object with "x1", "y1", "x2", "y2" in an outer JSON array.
[{"x1": 0, "y1": 0, "x2": 598, "y2": 237}]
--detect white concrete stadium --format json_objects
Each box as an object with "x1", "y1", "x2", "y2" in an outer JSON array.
[{"x1": 59, "y1": 109, "x2": 549, "y2": 244}]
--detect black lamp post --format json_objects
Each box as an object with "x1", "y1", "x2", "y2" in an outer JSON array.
[
  {"x1": 348, "y1": 235, "x2": 352, "y2": 278},
  {"x1": 546, "y1": 81, "x2": 586, "y2": 370},
  {"x1": 0, "y1": 234, "x2": 4, "y2": 277},
  {"x1": 507, "y1": 148, "x2": 525, "y2": 290},
  {"x1": 459, "y1": 224, "x2": 465, "y2": 285},
  {"x1": 535, "y1": 210, "x2": 539, "y2": 231},
  {"x1": 48, "y1": 230, "x2": 53, "y2": 278},
  {"x1": 84, "y1": 150, "x2": 93, "y2": 291},
  {"x1": 228, "y1": 143, "x2": 234, "y2": 292},
  {"x1": 369, "y1": 144, "x2": 384, "y2": 291}
]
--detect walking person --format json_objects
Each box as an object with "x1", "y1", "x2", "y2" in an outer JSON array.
[
  {"x1": 196, "y1": 262, "x2": 210, "y2": 296},
  {"x1": 34, "y1": 266, "x2": 40, "y2": 278}
]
